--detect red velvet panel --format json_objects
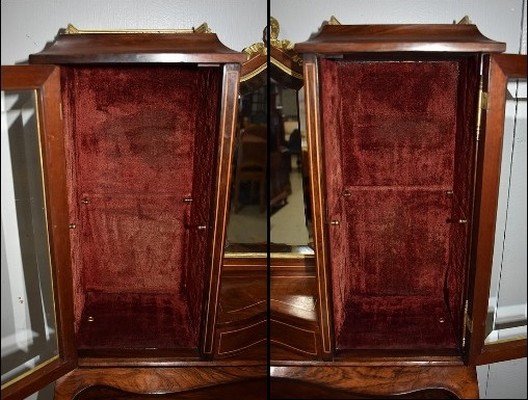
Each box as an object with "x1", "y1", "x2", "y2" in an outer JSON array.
[
  {"x1": 335, "y1": 295, "x2": 457, "y2": 350},
  {"x1": 336, "y1": 61, "x2": 458, "y2": 187},
  {"x1": 79, "y1": 195, "x2": 186, "y2": 293},
  {"x1": 319, "y1": 57, "x2": 476, "y2": 350},
  {"x1": 78, "y1": 292, "x2": 194, "y2": 349},
  {"x1": 343, "y1": 189, "x2": 451, "y2": 297},
  {"x1": 61, "y1": 65, "x2": 222, "y2": 350}
]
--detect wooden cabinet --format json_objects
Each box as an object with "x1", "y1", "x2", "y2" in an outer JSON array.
[
  {"x1": 1, "y1": 21, "x2": 525, "y2": 400},
  {"x1": 269, "y1": 23, "x2": 527, "y2": 399},
  {"x1": 0, "y1": 27, "x2": 268, "y2": 400}
]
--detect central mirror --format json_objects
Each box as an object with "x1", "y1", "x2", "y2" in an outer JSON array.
[{"x1": 225, "y1": 18, "x2": 313, "y2": 256}]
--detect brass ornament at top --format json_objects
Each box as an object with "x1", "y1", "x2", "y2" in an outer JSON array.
[
  {"x1": 269, "y1": 16, "x2": 295, "y2": 51},
  {"x1": 327, "y1": 15, "x2": 342, "y2": 25},
  {"x1": 455, "y1": 15, "x2": 473, "y2": 24},
  {"x1": 242, "y1": 17, "x2": 302, "y2": 62},
  {"x1": 62, "y1": 22, "x2": 212, "y2": 35}
]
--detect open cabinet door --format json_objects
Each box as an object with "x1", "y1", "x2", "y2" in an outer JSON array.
[
  {"x1": 1, "y1": 66, "x2": 76, "y2": 399},
  {"x1": 466, "y1": 54, "x2": 527, "y2": 365}
]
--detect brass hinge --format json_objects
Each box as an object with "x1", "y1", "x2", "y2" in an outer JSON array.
[
  {"x1": 462, "y1": 300, "x2": 472, "y2": 348},
  {"x1": 479, "y1": 90, "x2": 489, "y2": 110},
  {"x1": 475, "y1": 88, "x2": 488, "y2": 141}
]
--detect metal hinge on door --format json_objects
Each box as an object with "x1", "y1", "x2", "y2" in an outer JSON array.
[
  {"x1": 462, "y1": 299, "x2": 473, "y2": 347},
  {"x1": 475, "y1": 86, "x2": 489, "y2": 142}
]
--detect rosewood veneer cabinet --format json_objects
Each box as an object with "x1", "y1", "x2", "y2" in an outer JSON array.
[
  {"x1": 1, "y1": 25, "x2": 266, "y2": 400},
  {"x1": 271, "y1": 23, "x2": 527, "y2": 398}
]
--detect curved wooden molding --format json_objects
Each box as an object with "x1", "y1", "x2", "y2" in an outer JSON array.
[
  {"x1": 29, "y1": 29, "x2": 245, "y2": 64},
  {"x1": 270, "y1": 366, "x2": 479, "y2": 399},
  {"x1": 55, "y1": 366, "x2": 265, "y2": 399},
  {"x1": 295, "y1": 24, "x2": 506, "y2": 53}
]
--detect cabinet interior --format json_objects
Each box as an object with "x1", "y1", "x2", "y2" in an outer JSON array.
[
  {"x1": 319, "y1": 54, "x2": 480, "y2": 352},
  {"x1": 61, "y1": 64, "x2": 222, "y2": 353}
]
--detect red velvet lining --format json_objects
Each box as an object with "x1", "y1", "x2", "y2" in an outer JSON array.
[
  {"x1": 319, "y1": 56, "x2": 478, "y2": 350},
  {"x1": 61, "y1": 65, "x2": 222, "y2": 350},
  {"x1": 336, "y1": 296, "x2": 457, "y2": 349},
  {"x1": 78, "y1": 292, "x2": 195, "y2": 349}
]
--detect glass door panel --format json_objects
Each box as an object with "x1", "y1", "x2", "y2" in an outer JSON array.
[
  {"x1": 1, "y1": 65, "x2": 75, "y2": 400},
  {"x1": 468, "y1": 54, "x2": 527, "y2": 365},
  {"x1": 485, "y1": 78, "x2": 527, "y2": 345},
  {"x1": 1, "y1": 90, "x2": 59, "y2": 385}
]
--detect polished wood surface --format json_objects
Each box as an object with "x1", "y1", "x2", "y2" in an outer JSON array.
[
  {"x1": 55, "y1": 366, "x2": 266, "y2": 400},
  {"x1": 467, "y1": 53, "x2": 527, "y2": 365},
  {"x1": 74, "y1": 379, "x2": 266, "y2": 399},
  {"x1": 214, "y1": 258, "x2": 266, "y2": 359},
  {"x1": 202, "y1": 63, "x2": 242, "y2": 358},
  {"x1": 271, "y1": 257, "x2": 321, "y2": 360},
  {"x1": 29, "y1": 32, "x2": 246, "y2": 64},
  {"x1": 302, "y1": 53, "x2": 334, "y2": 360},
  {"x1": 294, "y1": 24, "x2": 505, "y2": 53},
  {"x1": 240, "y1": 52, "x2": 267, "y2": 94},
  {"x1": 269, "y1": 46, "x2": 303, "y2": 91},
  {"x1": 270, "y1": 366, "x2": 479, "y2": 399},
  {"x1": 1, "y1": 66, "x2": 76, "y2": 400}
]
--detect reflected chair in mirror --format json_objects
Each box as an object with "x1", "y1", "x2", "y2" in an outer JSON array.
[{"x1": 233, "y1": 124, "x2": 267, "y2": 213}]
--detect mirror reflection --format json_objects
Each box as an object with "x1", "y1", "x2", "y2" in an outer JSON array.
[
  {"x1": 226, "y1": 20, "x2": 313, "y2": 254},
  {"x1": 226, "y1": 76, "x2": 267, "y2": 248},
  {"x1": 269, "y1": 81, "x2": 312, "y2": 249}
]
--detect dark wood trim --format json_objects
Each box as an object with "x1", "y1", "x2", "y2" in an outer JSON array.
[
  {"x1": 294, "y1": 24, "x2": 505, "y2": 54},
  {"x1": 271, "y1": 357, "x2": 464, "y2": 367},
  {"x1": 77, "y1": 359, "x2": 265, "y2": 368},
  {"x1": 1, "y1": 65, "x2": 77, "y2": 400},
  {"x1": 270, "y1": 365, "x2": 479, "y2": 399},
  {"x1": 29, "y1": 33, "x2": 246, "y2": 64},
  {"x1": 202, "y1": 63, "x2": 242, "y2": 357},
  {"x1": 302, "y1": 54, "x2": 334, "y2": 359},
  {"x1": 240, "y1": 52, "x2": 266, "y2": 94},
  {"x1": 76, "y1": 348, "x2": 200, "y2": 360},
  {"x1": 475, "y1": 339, "x2": 527, "y2": 365},
  {"x1": 1, "y1": 360, "x2": 75, "y2": 400},
  {"x1": 269, "y1": 46, "x2": 303, "y2": 91},
  {"x1": 1, "y1": 65, "x2": 57, "y2": 88},
  {"x1": 467, "y1": 54, "x2": 527, "y2": 365}
]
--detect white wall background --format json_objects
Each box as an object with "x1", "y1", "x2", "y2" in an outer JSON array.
[
  {"x1": 1, "y1": 0, "x2": 266, "y2": 64},
  {"x1": 1, "y1": 0, "x2": 526, "y2": 399}
]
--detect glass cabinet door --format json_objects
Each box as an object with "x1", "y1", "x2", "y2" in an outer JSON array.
[
  {"x1": 1, "y1": 66, "x2": 75, "y2": 400},
  {"x1": 468, "y1": 54, "x2": 527, "y2": 365}
]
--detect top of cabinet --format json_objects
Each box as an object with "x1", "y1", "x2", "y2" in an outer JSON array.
[
  {"x1": 294, "y1": 24, "x2": 506, "y2": 54},
  {"x1": 29, "y1": 25, "x2": 246, "y2": 64}
]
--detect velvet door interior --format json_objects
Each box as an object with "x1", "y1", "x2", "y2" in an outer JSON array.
[
  {"x1": 319, "y1": 55, "x2": 479, "y2": 351},
  {"x1": 61, "y1": 65, "x2": 222, "y2": 352}
]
